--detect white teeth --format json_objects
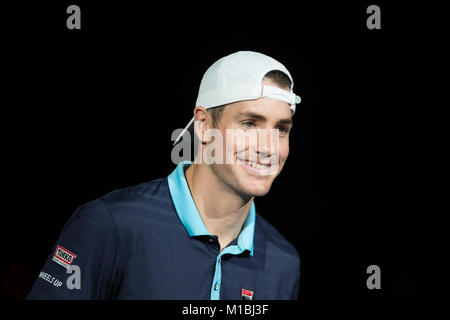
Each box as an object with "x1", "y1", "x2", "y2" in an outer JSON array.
[{"x1": 243, "y1": 160, "x2": 269, "y2": 169}]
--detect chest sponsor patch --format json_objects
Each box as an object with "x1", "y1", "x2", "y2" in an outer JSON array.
[
  {"x1": 241, "y1": 288, "x2": 254, "y2": 300},
  {"x1": 52, "y1": 245, "x2": 76, "y2": 269}
]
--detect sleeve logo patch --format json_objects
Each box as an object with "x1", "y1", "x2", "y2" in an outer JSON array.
[{"x1": 52, "y1": 245, "x2": 77, "y2": 269}]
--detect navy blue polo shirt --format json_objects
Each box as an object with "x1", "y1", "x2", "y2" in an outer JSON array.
[{"x1": 27, "y1": 161, "x2": 300, "y2": 300}]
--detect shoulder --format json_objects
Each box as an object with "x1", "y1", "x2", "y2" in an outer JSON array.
[
  {"x1": 99, "y1": 177, "x2": 170, "y2": 206},
  {"x1": 68, "y1": 177, "x2": 175, "y2": 233},
  {"x1": 255, "y1": 212, "x2": 300, "y2": 267},
  {"x1": 98, "y1": 177, "x2": 174, "y2": 217}
]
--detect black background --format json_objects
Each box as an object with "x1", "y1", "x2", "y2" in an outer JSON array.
[{"x1": 3, "y1": 0, "x2": 449, "y2": 303}]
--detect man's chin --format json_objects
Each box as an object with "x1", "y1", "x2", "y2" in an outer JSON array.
[
  {"x1": 251, "y1": 189, "x2": 271, "y2": 198},
  {"x1": 235, "y1": 172, "x2": 276, "y2": 198},
  {"x1": 239, "y1": 182, "x2": 272, "y2": 198}
]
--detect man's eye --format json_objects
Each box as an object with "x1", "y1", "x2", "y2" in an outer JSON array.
[
  {"x1": 243, "y1": 121, "x2": 255, "y2": 128},
  {"x1": 276, "y1": 126, "x2": 289, "y2": 133}
]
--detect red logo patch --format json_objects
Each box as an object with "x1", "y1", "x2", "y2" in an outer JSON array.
[
  {"x1": 52, "y1": 245, "x2": 76, "y2": 269},
  {"x1": 241, "y1": 288, "x2": 254, "y2": 300}
]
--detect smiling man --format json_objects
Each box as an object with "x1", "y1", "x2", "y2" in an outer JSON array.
[{"x1": 28, "y1": 51, "x2": 301, "y2": 300}]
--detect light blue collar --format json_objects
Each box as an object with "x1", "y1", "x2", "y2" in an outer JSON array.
[{"x1": 167, "y1": 161, "x2": 255, "y2": 256}]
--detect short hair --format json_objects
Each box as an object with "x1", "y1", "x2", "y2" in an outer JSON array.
[
  {"x1": 263, "y1": 69, "x2": 292, "y2": 90},
  {"x1": 208, "y1": 69, "x2": 292, "y2": 126}
]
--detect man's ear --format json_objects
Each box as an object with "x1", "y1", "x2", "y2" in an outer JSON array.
[{"x1": 193, "y1": 106, "x2": 212, "y2": 145}]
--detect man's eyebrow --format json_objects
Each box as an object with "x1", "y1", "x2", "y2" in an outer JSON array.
[
  {"x1": 237, "y1": 112, "x2": 267, "y2": 121},
  {"x1": 276, "y1": 118, "x2": 293, "y2": 126},
  {"x1": 237, "y1": 111, "x2": 293, "y2": 126}
]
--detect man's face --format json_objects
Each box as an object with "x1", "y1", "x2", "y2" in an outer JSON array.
[{"x1": 207, "y1": 79, "x2": 293, "y2": 198}]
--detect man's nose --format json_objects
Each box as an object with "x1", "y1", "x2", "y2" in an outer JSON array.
[{"x1": 256, "y1": 129, "x2": 276, "y2": 158}]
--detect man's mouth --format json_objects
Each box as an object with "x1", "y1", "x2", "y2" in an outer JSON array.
[{"x1": 237, "y1": 158, "x2": 272, "y2": 170}]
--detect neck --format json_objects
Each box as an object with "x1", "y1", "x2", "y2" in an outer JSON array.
[{"x1": 185, "y1": 163, "x2": 253, "y2": 251}]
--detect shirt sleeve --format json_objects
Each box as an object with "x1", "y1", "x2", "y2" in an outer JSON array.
[
  {"x1": 290, "y1": 254, "x2": 301, "y2": 300},
  {"x1": 27, "y1": 199, "x2": 120, "y2": 299},
  {"x1": 290, "y1": 265, "x2": 300, "y2": 300}
]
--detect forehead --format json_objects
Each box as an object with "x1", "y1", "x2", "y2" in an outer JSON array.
[{"x1": 222, "y1": 97, "x2": 293, "y2": 121}]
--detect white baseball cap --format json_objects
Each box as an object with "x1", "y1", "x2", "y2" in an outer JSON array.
[{"x1": 173, "y1": 51, "x2": 301, "y2": 145}]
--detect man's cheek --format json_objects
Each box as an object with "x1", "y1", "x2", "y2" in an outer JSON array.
[
  {"x1": 273, "y1": 147, "x2": 288, "y2": 173},
  {"x1": 224, "y1": 139, "x2": 247, "y2": 164},
  {"x1": 278, "y1": 155, "x2": 288, "y2": 172},
  {"x1": 223, "y1": 140, "x2": 235, "y2": 164}
]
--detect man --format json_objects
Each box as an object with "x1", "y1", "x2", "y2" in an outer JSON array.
[{"x1": 27, "y1": 51, "x2": 302, "y2": 300}]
